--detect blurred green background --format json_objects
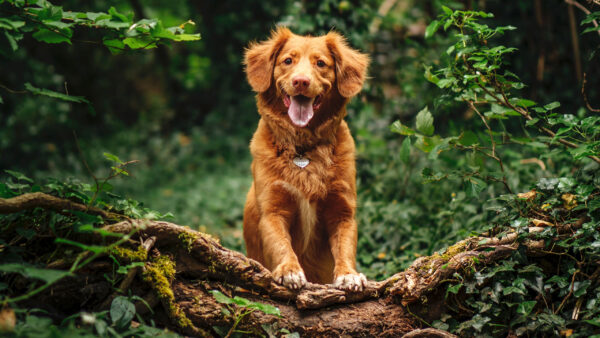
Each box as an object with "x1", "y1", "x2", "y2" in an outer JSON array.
[{"x1": 1, "y1": 0, "x2": 598, "y2": 280}]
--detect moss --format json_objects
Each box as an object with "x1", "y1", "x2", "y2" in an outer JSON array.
[
  {"x1": 111, "y1": 245, "x2": 147, "y2": 263},
  {"x1": 143, "y1": 255, "x2": 193, "y2": 329},
  {"x1": 439, "y1": 240, "x2": 468, "y2": 261},
  {"x1": 178, "y1": 231, "x2": 197, "y2": 253},
  {"x1": 143, "y1": 255, "x2": 176, "y2": 301}
]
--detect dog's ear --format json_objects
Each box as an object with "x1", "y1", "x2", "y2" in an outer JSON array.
[
  {"x1": 244, "y1": 27, "x2": 292, "y2": 92},
  {"x1": 326, "y1": 32, "x2": 369, "y2": 98}
]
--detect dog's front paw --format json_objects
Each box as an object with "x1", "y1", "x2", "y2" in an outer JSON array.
[
  {"x1": 334, "y1": 273, "x2": 367, "y2": 292},
  {"x1": 272, "y1": 262, "x2": 307, "y2": 290}
]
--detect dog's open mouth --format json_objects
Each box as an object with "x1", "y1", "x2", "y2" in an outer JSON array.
[{"x1": 283, "y1": 94, "x2": 322, "y2": 127}]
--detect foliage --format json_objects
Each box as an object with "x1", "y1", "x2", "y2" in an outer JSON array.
[
  {"x1": 0, "y1": 167, "x2": 178, "y2": 336},
  {"x1": 414, "y1": 6, "x2": 600, "y2": 336},
  {"x1": 2, "y1": 0, "x2": 600, "y2": 336},
  {"x1": 209, "y1": 290, "x2": 295, "y2": 337},
  {"x1": 0, "y1": 0, "x2": 199, "y2": 107}
]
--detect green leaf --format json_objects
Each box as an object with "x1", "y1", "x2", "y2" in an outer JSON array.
[
  {"x1": 4, "y1": 169, "x2": 33, "y2": 182},
  {"x1": 42, "y1": 20, "x2": 73, "y2": 30},
  {"x1": 103, "y1": 38, "x2": 125, "y2": 54},
  {"x1": 32, "y1": 28, "x2": 71, "y2": 44},
  {"x1": 447, "y1": 283, "x2": 462, "y2": 295},
  {"x1": 543, "y1": 101, "x2": 560, "y2": 111},
  {"x1": 415, "y1": 106, "x2": 434, "y2": 136},
  {"x1": 516, "y1": 99, "x2": 536, "y2": 107},
  {"x1": 441, "y1": 6, "x2": 453, "y2": 15},
  {"x1": 209, "y1": 290, "x2": 281, "y2": 316},
  {"x1": 466, "y1": 176, "x2": 487, "y2": 197},
  {"x1": 0, "y1": 18, "x2": 25, "y2": 30},
  {"x1": 210, "y1": 290, "x2": 234, "y2": 305},
  {"x1": 517, "y1": 301, "x2": 537, "y2": 316},
  {"x1": 0, "y1": 263, "x2": 70, "y2": 284},
  {"x1": 436, "y1": 78, "x2": 454, "y2": 88},
  {"x1": 425, "y1": 20, "x2": 441, "y2": 39},
  {"x1": 103, "y1": 152, "x2": 123, "y2": 164},
  {"x1": 423, "y1": 65, "x2": 439, "y2": 84},
  {"x1": 24, "y1": 83, "x2": 89, "y2": 104},
  {"x1": 172, "y1": 33, "x2": 201, "y2": 41},
  {"x1": 108, "y1": 6, "x2": 131, "y2": 23},
  {"x1": 94, "y1": 19, "x2": 130, "y2": 29},
  {"x1": 117, "y1": 262, "x2": 145, "y2": 274},
  {"x1": 86, "y1": 12, "x2": 111, "y2": 21},
  {"x1": 390, "y1": 121, "x2": 416, "y2": 136},
  {"x1": 123, "y1": 37, "x2": 156, "y2": 49},
  {"x1": 414, "y1": 135, "x2": 442, "y2": 153},
  {"x1": 525, "y1": 118, "x2": 539, "y2": 126},
  {"x1": 400, "y1": 137, "x2": 411, "y2": 164},
  {"x1": 573, "y1": 280, "x2": 591, "y2": 297},
  {"x1": 502, "y1": 285, "x2": 525, "y2": 295},
  {"x1": 110, "y1": 296, "x2": 136, "y2": 329},
  {"x1": 4, "y1": 31, "x2": 20, "y2": 51}
]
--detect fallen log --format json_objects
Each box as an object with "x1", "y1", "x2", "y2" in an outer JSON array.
[{"x1": 0, "y1": 192, "x2": 585, "y2": 336}]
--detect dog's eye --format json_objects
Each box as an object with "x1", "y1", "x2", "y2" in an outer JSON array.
[
  {"x1": 284, "y1": 58, "x2": 293, "y2": 65},
  {"x1": 316, "y1": 60, "x2": 326, "y2": 67}
]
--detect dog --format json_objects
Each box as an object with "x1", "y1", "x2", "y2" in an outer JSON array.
[{"x1": 242, "y1": 27, "x2": 369, "y2": 291}]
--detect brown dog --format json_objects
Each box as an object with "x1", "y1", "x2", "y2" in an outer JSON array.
[{"x1": 242, "y1": 27, "x2": 369, "y2": 291}]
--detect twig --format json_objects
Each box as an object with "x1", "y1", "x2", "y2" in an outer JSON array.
[
  {"x1": 467, "y1": 101, "x2": 512, "y2": 193},
  {"x1": 564, "y1": 0, "x2": 600, "y2": 37},
  {"x1": 0, "y1": 192, "x2": 115, "y2": 219},
  {"x1": 555, "y1": 270, "x2": 579, "y2": 313},
  {"x1": 478, "y1": 82, "x2": 600, "y2": 165},
  {"x1": 0, "y1": 83, "x2": 27, "y2": 94},
  {"x1": 582, "y1": 73, "x2": 600, "y2": 112}
]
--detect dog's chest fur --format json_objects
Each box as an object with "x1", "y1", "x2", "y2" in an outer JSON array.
[{"x1": 250, "y1": 122, "x2": 341, "y2": 253}]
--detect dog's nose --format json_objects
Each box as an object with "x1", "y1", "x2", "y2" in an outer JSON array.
[{"x1": 292, "y1": 75, "x2": 310, "y2": 89}]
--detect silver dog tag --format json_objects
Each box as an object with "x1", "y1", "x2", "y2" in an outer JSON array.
[{"x1": 293, "y1": 156, "x2": 310, "y2": 168}]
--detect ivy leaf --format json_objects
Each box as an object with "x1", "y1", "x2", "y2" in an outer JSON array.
[
  {"x1": 517, "y1": 301, "x2": 537, "y2": 316},
  {"x1": 209, "y1": 290, "x2": 281, "y2": 317},
  {"x1": 447, "y1": 283, "x2": 462, "y2": 295},
  {"x1": 573, "y1": 280, "x2": 591, "y2": 298},
  {"x1": 415, "y1": 106, "x2": 434, "y2": 136},
  {"x1": 110, "y1": 296, "x2": 136, "y2": 329}
]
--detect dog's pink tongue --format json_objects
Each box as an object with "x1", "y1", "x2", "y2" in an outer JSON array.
[{"x1": 288, "y1": 96, "x2": 315, "y2": 127}]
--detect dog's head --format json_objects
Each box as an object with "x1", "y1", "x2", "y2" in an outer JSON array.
[{"x1": 244, "y1": 27, "x2": 368, "y2": 128}]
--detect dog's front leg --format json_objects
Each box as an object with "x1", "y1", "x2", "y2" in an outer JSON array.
[
  {"x1": 259, "y1": 183, "x2": 306, "y2": 289},
  {"x1": 324, "y1": 181, "x2": 367, "y2": 291}
]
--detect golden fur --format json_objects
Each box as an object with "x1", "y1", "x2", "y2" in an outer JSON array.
[{"x1": 242, "y1": 27, "x2": 369, "y2": 290}]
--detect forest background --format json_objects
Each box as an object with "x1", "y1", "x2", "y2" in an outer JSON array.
[{"x1": 1, "y1": 0, "x2": 600, "y2": 336}]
